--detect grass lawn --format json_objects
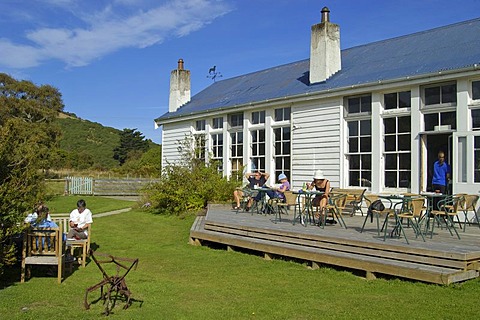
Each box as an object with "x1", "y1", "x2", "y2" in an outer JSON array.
[
  {"x1": 1, "y1": 208, "x2": 479, "y2": 319},
  {"x1": 45, "y1": 195, "x2": 136, "y2": 215}
]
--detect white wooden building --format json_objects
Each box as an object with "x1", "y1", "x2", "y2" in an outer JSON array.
[{"x1": 155, "y1": 8, "x2": 480, "y2": 195}]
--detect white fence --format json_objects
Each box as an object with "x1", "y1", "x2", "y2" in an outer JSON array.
[{"x1": 65, "y1": 176, "x2": 159, "y2": 196}]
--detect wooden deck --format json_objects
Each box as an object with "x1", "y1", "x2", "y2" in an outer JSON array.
[{"x1": 190, "y1": 204, "x2": 480, "y2": 285}]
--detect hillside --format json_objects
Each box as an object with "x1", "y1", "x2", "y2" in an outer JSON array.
[{"x1": 56, "y1": 116, "x2": 121, "y2": 168}]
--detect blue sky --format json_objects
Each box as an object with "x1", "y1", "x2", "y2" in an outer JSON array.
[{"x1": 1, "y1": 0, "x2": 479, "y2": 144}]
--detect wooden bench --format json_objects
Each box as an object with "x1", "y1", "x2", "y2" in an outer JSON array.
[
  {"x1": 51, "y1": 215, "x2": 91, "y2": 267},
  {"x1": 21, "y1": 222, "x2": 65, "y2": 283},
  {"x1": 330, "y1": 188, "x2": 367, "y2": 216}
]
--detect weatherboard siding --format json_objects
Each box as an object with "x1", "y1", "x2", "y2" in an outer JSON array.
[
  {"x1": 161, "y1": 121, "x2": 191, "y2": 168},
  {"x1": 291, "y1": 99, "x2": 341, "y2": 188}
]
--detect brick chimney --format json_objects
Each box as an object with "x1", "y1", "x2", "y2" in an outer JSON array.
[
  {"x1": 309, "y1": 7, "x2": 341, "y2": 84},
  {"x1": 169, "y1": 58, "x2": 191, "y2": 112}
]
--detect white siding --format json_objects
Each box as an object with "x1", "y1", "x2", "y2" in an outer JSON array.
[
  {"x1": 292, "y1": 99, "x2": 341, "y2": 188},
  {"x1": 161, "y1": 121, "x2": 192, "y2": 169}
]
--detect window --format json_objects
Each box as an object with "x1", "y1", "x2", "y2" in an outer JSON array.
[
  {"x1": 195, "y1": 120, "x2": 206, "y2": 131},
  {"x1": 229, "y1": 113, "x2": 243, "y2": 128},
  {"x1": 274, "y1": 107, "x2": 291, "y2": 121},
  {"x1": 424, "y1": 83, "x2": 457, "y2": 106},
  {"x1": 212, "y1": 117, "x2": 223, "y2": 129},
  {"x1": 346, "y1": 95, "x2": 371, "y2": 114},
  {"x1": 424, "y1": 112, "x2": 456, "y2": 131},
  {"x1": 347, "y1": 120, "x2": 371, "y2": 187},
  {"x1": 384, "y1": 91, "x2": 411, "y2": 110},
  {"x1": 211, "y1": 133, "x2": 223, "y2": 172},
  {"x1": 252, "y1": 111, "x2": 265, "y2": 124},
  {"x1": 384, "y1": 116, "x2": 411, "y2": 188},
  {"x1": 473, "y1": 81, "x2": 480, "y2": 100},
  {"x1": 472, "y1": 109, "x2": 480, "y2": 130},
  {"x1": 251, "y1": 129, "x2": 265, "y2": 172},
  {"x1": 273, "y1": 127, "x2": 291, "y2": 180},
  {"x1": 475, "y1": 136, "x2": 480, "y2": 182},
  {"x1": 194, "y1": 134, "x2": 206, "y2": 162},
  {"x1": 230, "y1": 131, "x2": 243, "y2": 180}
]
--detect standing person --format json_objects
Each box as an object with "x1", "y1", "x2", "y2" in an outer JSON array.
[
  {"x1": 67, "y1": 199, "x2": 93, "y2": 240},
  {"x1": 432, "y1": 151, "x2": 451, "y2": 195},
  {"x1": 307, "y1": 170, "x2": 331, "y2": 218},
  {"x1": 233, "y1": 171, "x2": 269, "y2": 211}
]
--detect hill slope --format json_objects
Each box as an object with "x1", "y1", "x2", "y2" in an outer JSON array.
[{"x1": 56, "y1": 117, "x2": 121, "y2": 168}]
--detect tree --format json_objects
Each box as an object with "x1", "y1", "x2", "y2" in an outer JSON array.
[
  {"x1": 113, "y1": 128, "x2": 149, "y2": 165},
  {"x1": 0, "y1": 73, "x2": 63, "y2": 274}
]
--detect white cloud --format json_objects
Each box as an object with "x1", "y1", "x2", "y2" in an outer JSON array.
[{"x1": 0, "y1": 0, "x2": 233, "y2": 69}]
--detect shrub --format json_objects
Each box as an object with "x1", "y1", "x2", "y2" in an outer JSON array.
[{"x1": 143, "y1": 136, "x2": 239, "y2": 215}]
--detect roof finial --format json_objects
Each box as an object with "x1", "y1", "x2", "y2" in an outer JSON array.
[
  {"x1": 321, "y1": 7, "x2": 330, "y2": 23},
  {"x1": 178, "y1": 58, "x2": 184, "y2": 70}
]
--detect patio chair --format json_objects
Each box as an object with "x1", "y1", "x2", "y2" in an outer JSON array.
[
  {"x1": 429, "y1": 195, "x2": 462, "y2": 239},
  {"x1": 395, "y1": 197, "x2": 427, "y2": 243},
  {"x1": 459, "y1": 194, "x2": 479, "y2": 231},
  {"x1": 66, "y1": 225, "x2": 91, "y2": 267},
  {"x1": 361, "y1": 195, "x2": 396, "y2": 239},
  {"x1": 272, "y1": 191, "x2": 299, "y2": 223},
  {"x1": 321, "y1": 193, "x2": 348, "y2": 229}
]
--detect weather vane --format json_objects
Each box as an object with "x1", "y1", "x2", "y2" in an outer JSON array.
[{"x1": 207, "y1": 65, "x2": 222, "y2": 82}]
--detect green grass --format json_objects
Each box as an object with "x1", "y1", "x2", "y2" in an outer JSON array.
[
  {"x1": 45, "y1": 195, "x2": 136, "y2": 215},
  {"x1": 1, "y1": 208, "x2": 479, "y2": 319}
]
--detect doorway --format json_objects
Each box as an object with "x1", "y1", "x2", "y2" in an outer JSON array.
[{"x1": 425, "y1": 133, "x2": 452, "y2": 193}]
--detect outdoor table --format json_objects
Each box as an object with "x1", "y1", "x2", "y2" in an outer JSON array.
[
  {"x1": 255, "y1": 186, "x2": 276, "y2": 215},
  {"x1": 420, "y1": 192, "x2": 447, "y2": 233},
  {"x1": 293, "y1": 190, "x2": 324, "y2": 226}
]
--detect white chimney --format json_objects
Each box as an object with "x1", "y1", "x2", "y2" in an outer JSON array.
[
  {"x1": 309, "y1": 7, "x2": 341, "y2": 84},
  {"x1": 169, "y1": 58, "x2": 191, "y2": 112}
]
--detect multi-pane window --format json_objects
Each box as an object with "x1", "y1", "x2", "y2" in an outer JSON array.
[
  {"x1": 194, "y1": 134, "x2": 206, "y2": 162},
  {"x1": 384, "y1": 116, "x2": 411, "y2": 188},
  {"x1": 251, "y1": 129, "x2": 265, "y2": 172},
  {"x1": 195, "y1": 120, "x2": 206, "y2": 131},
  {"x1": 230, "y1": 131, "x2": 243, "y2": 180},
  {"x1": 229, "y1": 113, "x2": 243, "y2": 128},
  {"x1": 347, "y1": 120, "x2": 371, "y2": 187},
  {"x1": 424, "y1": 112, "x2": 456, "y2": 131},
  {"x1": 384, "y1": 91, "x2": 411, "y2": 110},
  {"x1": 274, "y1": 107, "x2": 291, "y2": 121},
  {"x1": 252, "y1": 111, "x2": 265, "y2": 124},
  {"x1": 473, "y1": 81, "x2": 480, "y2": 100},
  {"x1": 424, "y1": 83, "x2": 457, "y2": 106},
  {"x1": 472, "y1": 109, "x2": 480, "y2": 130},
  {"x1": 273, "y1": 127, "x2": 291, "y2": 181},
  {"x1": 211, "y1": 133, "x2": 223, "y2": 172},
  {"x1": 346, "y1": 95, "x2": 371, "y2": 114},
  {"x1": 475, "y1": 136, "x2": 480, "y2": 182},
  {"x1": 212, "y1": 117, "x2": 223, "y2": 129}
]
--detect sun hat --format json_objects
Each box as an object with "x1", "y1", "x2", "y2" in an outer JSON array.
[
  {"x1": 313, "y1": 170, "x2": 325, "y2": 180},
  {"x1": 278, "y1": 173, "x2": 287, "y2": 181}
]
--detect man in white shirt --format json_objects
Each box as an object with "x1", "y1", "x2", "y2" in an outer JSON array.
[{"x1": 67, "y1": 199, "x2": 93, "y2": 240}]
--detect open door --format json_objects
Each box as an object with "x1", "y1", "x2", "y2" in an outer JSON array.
[{"x1": 452, "y1": 131, "x2": 480, "y2": 194}]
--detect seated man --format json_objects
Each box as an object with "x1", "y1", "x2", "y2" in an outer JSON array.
[
  {"x1": 67, "y1": 199, "x2": 93, "y2": 240},
  {"x1": 233, "y1": 171, "x2": 269, "y2": 211}
]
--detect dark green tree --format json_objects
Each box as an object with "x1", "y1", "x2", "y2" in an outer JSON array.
[
  {"x1": 113, "y1": 128, "x2": 149, "y2": 165},
  {"x1": 0, "y1": 73, "x2": 63, "y2": 274}
]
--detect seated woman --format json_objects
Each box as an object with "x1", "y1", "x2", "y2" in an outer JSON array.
[
  {"x1": 307, "y1": 170, "x2": 330, "y2": 218},
  {"x1": 24, "y1": 202, "x2": 58, "y2": 228},
  {"x1": 266, "y1": 173, "x2": 290, "y2": 202}
]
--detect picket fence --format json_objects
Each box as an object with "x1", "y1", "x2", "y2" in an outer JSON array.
[{"x1": 65, "y1": 176, "x2": 159, "y2": 196}]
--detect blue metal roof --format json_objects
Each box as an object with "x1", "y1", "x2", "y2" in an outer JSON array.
[{"x1": 156, "y1": 18, "x2": 480, "y2": 122}]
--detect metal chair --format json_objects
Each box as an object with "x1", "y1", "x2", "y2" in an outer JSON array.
[
  {"x1": 429, "y1": 195, "x2": 462, "y2": 239},
  {"x1": 459, "y1": 194, "x2": 480, "y2": 231},
  {"x1": 395, "y1": 197, "x2": 427, "y2": 243},
  {"x1": 272, "y1": 191, "x2": 299, "y2": 223},
  {"x1": 361, "y1": 195, "x2": 396, "y2": 239},
  {"x1": 321, "y1": 193, "x2": 348, "y2": 229}
]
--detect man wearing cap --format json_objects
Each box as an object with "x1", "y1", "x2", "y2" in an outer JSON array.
[{"x1": 307, "y1": 170, "x2": 331, "y2": 218}]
